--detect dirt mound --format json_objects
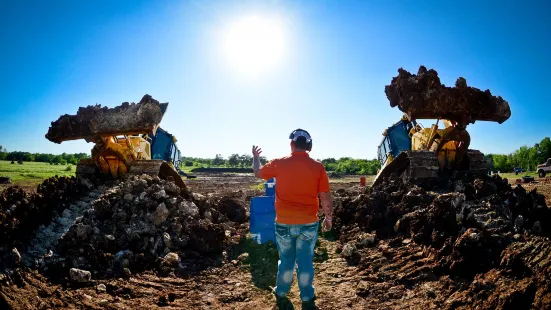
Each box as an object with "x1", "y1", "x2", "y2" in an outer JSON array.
[
  {"x1": 43, "y1": 175, "x2": 245, "y2": 281},
  {"x1": 333, "y1": 173, "x2": 551, "y2": 308},
  {"x1": 0, "y1": 176, "x2": 95, "y2": 269},
  {"x1": 445, "y1": 235, "x2": 551, "y2": 309}
]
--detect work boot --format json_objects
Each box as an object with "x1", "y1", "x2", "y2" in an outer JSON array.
[
  {"x1": 301, "y1": 299, "x2": 318, "y2": 310},
  {"x1": 275, "y1": 295, "x2": 294, "y2": 310}
]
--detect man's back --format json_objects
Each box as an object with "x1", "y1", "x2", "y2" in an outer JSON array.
[{"x1": 259, "y1": 151, "x2": 329, "y2": 224}]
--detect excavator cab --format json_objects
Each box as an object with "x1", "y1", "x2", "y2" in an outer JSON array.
[
  {"x1": 377, "y1": 118, "x2": 414, "y2": 168},
  {"x1": 148, "y1": 127, "x2": 196, "y2": 179}
]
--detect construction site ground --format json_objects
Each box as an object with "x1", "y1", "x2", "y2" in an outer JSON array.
[{"x1": 1, "y1": 172, "x2": 551, "y2": 310}]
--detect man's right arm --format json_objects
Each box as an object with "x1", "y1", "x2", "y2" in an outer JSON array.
[
  {"x1": 320, "y1": 191, "x2": 333, "y2": 220},
  {"x1": 318, "y1": 165, "x2": 333, "y2": 225},
  {"x1": 253, "y1": 155, "x2": 262, "y2": 178}
]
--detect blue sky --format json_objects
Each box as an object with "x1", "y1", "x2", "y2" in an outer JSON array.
[{"x1": 1, "y1": 0, "x2": 550, "y2": 160}]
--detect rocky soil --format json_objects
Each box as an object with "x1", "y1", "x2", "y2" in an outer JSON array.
[
  {"x1": 0, "y1": 172, "x2": 551, "y2": 309},
  {"x1": 332, "y1": 173, "x2": 551, "y2": 309}
]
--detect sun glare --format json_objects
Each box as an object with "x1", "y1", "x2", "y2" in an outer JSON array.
[{"x1": 223, "y1": 15, "x2": 286, "y2": 77}]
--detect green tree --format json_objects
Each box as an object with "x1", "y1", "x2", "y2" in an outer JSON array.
[
  {"x1": 0, "y1": 146, "x2": 6, "y2": 160},
  {"x1": 228, "y1": 154, "x2": 240, "y2": 167},
  {"x1": 212, "y1": 154, "x2": 225, "y2": 166},
  {"x1": 240, "y1": 154, "x2": 253, "y2": 168}
]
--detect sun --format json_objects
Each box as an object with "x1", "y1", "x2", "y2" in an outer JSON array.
[{"x1": 222, "y1": 15, "x2": 287, "y2": 77}]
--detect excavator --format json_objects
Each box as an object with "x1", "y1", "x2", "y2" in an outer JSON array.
[
  {"x1": 45, "y1": 94, "x2": 193, "y2": 189},
  {"x1": 372, "y1": 66, "x2": 511, "y2": 187}
]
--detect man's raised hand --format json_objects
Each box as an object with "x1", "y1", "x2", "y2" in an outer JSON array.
[{"x1": 252, "y1": 145, "x2": 262, "y2": 158}]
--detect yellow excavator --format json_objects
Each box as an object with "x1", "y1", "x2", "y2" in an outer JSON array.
[
  {"x1": 45, "y1": 94, "x2": 189, "y2": 189},
  {"x1": 372, "y1": 66, "x2": 511, "y2": 187}
]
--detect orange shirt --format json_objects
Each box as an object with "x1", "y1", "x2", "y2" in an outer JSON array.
[{"x1": 259, "y1": 151, "x2": 330, "y2": 224}]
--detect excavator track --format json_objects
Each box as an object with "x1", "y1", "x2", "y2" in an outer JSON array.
[
  {"x1": 373, "y1": 151, "x2": 440, "y2": 187},
  {"x1": 462, "y1": 150, "x2": 490, "y2": 175},
  {"x1": 76, "y1": 159, "x2": 100, "y2": 179},
  {"x1": 373, "y1": 150, "x2": 489, "y2": 187},
  {"x1": 76, "y1": 159, "x2": 187, "y2": 191}
]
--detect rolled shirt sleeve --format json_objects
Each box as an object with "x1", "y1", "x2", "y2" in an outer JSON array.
[
  {"x1": 259, "y1": 159, "x2": 278, "y2": 180},
  {"x1": 318, "y1": 165, "x2": 330, "y2": 193}
]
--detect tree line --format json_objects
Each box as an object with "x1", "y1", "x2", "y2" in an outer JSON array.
[
  {"x1": 321, "y1": 158, "x2": 381, "y2": 175},
  {"x1": 4, "y1": 136, "x2": 549, "y2": 175},
  {"x1": 485, "y1": 137, "x2": 551, "y2": 172},
  {"x1": 0, "y1": 146, "x2": 89, "y2": 165},
  {"x1": 182, "y1": 153, "x2": 381, "y2": 175},
  {"x1": 182, "y1": 154, "x2": 268, "y2": 168}
]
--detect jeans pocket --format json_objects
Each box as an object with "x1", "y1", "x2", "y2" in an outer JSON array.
[
  {"x1": 299, "y1": 223, "x2": 318, "y2": 241},
  {"x1": 275, "y1": 225, "x2": 290, "y2": 238}
]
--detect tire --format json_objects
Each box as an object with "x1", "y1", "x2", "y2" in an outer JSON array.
[{"x1": 539, "y1": 170, "x2": 546, "y2": 178}]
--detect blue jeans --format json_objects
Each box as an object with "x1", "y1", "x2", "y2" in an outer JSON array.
[{"x1": 274, "y1": 221, "x2": 319, "y2": 301}]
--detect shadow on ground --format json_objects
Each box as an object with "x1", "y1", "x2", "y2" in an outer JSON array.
[{"x1": 232, "y1": 237, "x2": 280, "y2": 290}]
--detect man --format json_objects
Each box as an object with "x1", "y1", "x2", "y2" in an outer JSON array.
[{"x1": 252, "y1": 128, "x2": 333, "y2": 309}]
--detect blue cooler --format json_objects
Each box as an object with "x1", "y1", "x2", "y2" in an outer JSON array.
[{"x1": 249, "y1": 195, "x2": 276, "y2": 244}]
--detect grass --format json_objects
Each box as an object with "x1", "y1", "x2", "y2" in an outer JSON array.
[
  {"x1": 496, "y1": 172, "x2": 539, "y2": 179},
  {"x1": 0, "y1": 160, "x2": 75, "y2": 185},
  {"x1": 180, "y1": 165, "x2": 196, "y2": 174}
]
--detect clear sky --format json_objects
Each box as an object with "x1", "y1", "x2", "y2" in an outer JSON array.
[{"x1": 1, "y1": 0, "x2": 550, "y2": 160}]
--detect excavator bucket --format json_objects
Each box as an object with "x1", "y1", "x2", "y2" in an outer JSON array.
[
  {"x1": 385, "y1": 66, "x2": 511, "y2": 124},
  {"x1": 45, "y1": 94, "x2": 168, "y2": 143}
]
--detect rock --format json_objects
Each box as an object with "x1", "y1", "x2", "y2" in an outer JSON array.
[
  {"x1": 238, "y1": 253, "x2": 250, "y2": 263},
  {"x1": 153, "y1": 203, "x2": 169, "y2": 226},
  {"x1": 192, "y1": 193, "x2": 206, "y2": 201},
  {"x1": 123, "y1": 268, "x2": 131, "y2": 277},
  {"x1": 97, "y1": 284, "x2": 107, "y2": 293},
  {"x1": 105, "y1": 234, "x2": 115, "y2": 241},
  {"x1": 164, "y1": 252, "x2": 180, "y2": 266},
  {"x1": 179, "y1": 201, "x2": 199, "y2": 218},
  {"x1": 357, "y1": 233, "x2": 376, "y2": 247},
  {"x1": 163, "y1": 232, "x2": 172, "y2": 248},
  {"x1": 356, "y1": 281, "x2": 370, "y2": 296},
  {"x1": 153, "y1": 190, "x2": 167, "y2": 200},
  {"x1": 11, "y1": 248, "x2": 21, "y2": 265},
  {"x1": 164, "y1": 182, "x2": 181, "y2": 196},
  {"x1": 124, "y1": 193, "x2": 134, "y2": 201},
  {"x1": 81, "y1": 294, "x2": 93, "y2": 302},
  {"x1": 70, "y1": 268, "x2": 92, "y2": 283},
  {"x1": 76, "y1": 224, "x2": 93, "y2": 240},
  {"x1": 342, "y1": 243, "x2": 358, "y2": 257},
  {"x1": 204, "y1": 210, "x2": 213, "y2": 222},
  {"x1": 514, "y1": 215, "x2": 524, "y2": 232},
  {"x1": 165, "y1": 197, "x2": 178, "y2": 207}
]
